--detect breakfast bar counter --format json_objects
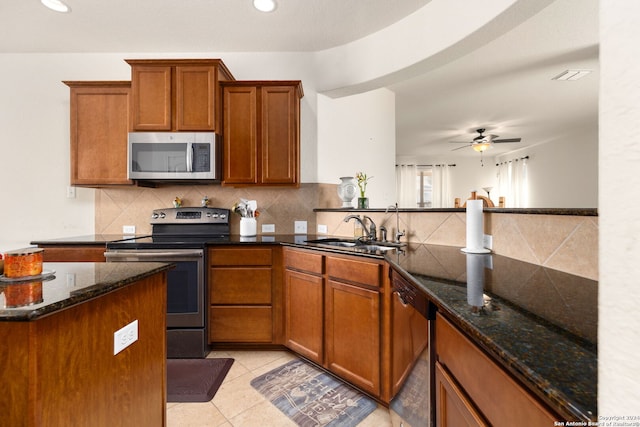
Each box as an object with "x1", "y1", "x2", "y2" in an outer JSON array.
[{"x1": 0, "y1": 262, "x2": 173, "y2": 427}]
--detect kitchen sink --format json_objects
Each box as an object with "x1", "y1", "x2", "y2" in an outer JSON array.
[{"x1": 304, "y1": 237, "x2": 403, "y2": 252}]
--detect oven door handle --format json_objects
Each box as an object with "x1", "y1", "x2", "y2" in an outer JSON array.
[{"x1": 104, "y1": 250, "x2": 203, "y2": 260}]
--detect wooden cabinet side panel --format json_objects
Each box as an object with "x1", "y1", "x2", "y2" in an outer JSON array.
[
  {"x1": 261, "y1": 86, "x2": 299, "y2": 184},
  {"x1": 223, "y1": 86, "x2": 258, "y2": 184},
  {"x1": 0, "y1": 322, "x2": 31, "y2": 427},
  {"x1": 284, "y1": 269, "x2": 324, "y2": 363},
  {"x1": 131, "y1": 66, "x2": 172, "y2": 130},
  {"x1": 175, "y1": 66, "x2": 215, "y2": 130},
  {"x1": 325, "y1": 279, "x2": 381, "y2": 396},
  {"x1": 69, "y1": 85, "x2": 132, "y2": 185},
  {"x1": 435, "y1": 362, "x2": 488, "y2": 427},
  {"x1": 34, "y1": 273, "x2": 166, "y2": 427},
  {"x1": 436, "y1": 314, "x2": 558, "y2": 425}
]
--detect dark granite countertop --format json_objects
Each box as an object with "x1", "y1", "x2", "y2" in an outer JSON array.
[
  {"x1": 385, "y1": 243, "x2": 597, "y2": 422},
  {"x1": 27, "y1": 233, "x2": 596, "y2": 420},
  {"x1": 31, "y1": 234, "x2": 150, "y2": 246},
  {"x1": 314, "y1": 207, "x2": 598, "y2": 216},
  {"x1": 0, "y1": 262, "x2": 172, "y2": 321}
]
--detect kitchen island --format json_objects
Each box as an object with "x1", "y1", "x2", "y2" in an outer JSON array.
[{"x1": 0, "y1": 262, "x2": 172, "y2": 427}]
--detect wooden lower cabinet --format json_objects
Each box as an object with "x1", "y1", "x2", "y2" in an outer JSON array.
[
  {"x1": 284, "y1": 247, "x2": 394, "y2": 400},
  {"x1": 435, "y1": 361, "x2": 488, "y2": 426},
  {"x1": 325, "y1": 279, "x2": 380, "y2": 396},
  {"x1": 208, "y1": 246, "x2": 281, "y2": 344},
  {"x1": 284, "y1": 268, "x2": 324, "y2": 362},
  {"x1": 435, "y1": 313, "x2": 558, "y2": 426}
]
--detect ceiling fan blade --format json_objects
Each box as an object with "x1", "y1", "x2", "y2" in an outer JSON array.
[
  {"x1": 493, "y1": 138, "x2": 521, "y2": 143},
  {"x1": 451, "y1": 144, "x2": 471, "y2": 151}
]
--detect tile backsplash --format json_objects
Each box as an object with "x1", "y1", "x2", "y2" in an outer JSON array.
[{"x1": 96, "y1": 183, "x2": 597, "y2": 280}]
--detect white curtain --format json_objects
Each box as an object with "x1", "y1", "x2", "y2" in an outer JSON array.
[
  {"x1": 432, "y1": 165, "x2": 452, "y2": 208},
  {"x1": 497, "y1": 157, "x2": 529, "y2": 207},
  {"x1": 395, "y1": 164, "x2": 417, "y2": 208}
]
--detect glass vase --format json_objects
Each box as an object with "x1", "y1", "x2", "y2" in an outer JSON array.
[{"x1": 357, "y1": 197, "x2": 369, "y2": 209}]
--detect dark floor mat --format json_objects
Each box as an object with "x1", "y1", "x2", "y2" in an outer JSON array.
[{"x1": 167, "y1": 358, "x2": 234, "y2": 402}]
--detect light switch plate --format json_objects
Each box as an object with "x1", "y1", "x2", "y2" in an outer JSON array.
[
  {"x1": 294, "y1": 221, "x2": 307, "y2": 234},
  {"x1": 262, "y1": 224, "x2": 275, "y2": 233},
  {"x1": 123, "y1": 225, "x2": 136, "y2": 234}
]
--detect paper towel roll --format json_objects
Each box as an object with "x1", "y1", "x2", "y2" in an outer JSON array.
[
  {"x1": 466, "y1": 254, "x2": 485, "y2": 307},
  {"x1": 461, "y1": 199, "x2": 491, "y2": 253}
]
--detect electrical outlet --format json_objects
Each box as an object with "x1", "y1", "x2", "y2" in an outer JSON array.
[
  {"x1": 294, "y1": 221, "x2": 307, "y2": 234},
  {"x1": 66, "y1": 186, "x2": 76, "y2": 199},
  {"x1": 317, "y1": 224, "x2": 328, "y2": 234},
  {"x1": 66, "y1": 273, "x2": 76, "y2": 288},
  {"x1": 262, "y1": 224, "x2": 275, "y2": 233},
  {"x1": 483, "y1": 234, "x2": 493, "y2": 250},
  {"x1": 114, "y1": 320, "x2": 138, "y2": 355},
  {"x1": 123, "y1": 225, "x2": 136, "y2": 234}
]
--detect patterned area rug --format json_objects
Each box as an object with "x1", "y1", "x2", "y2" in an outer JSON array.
[
  {"x1": 167, "y1": 358, "x2": 234, "y2": 402},
  {"x1": 250, "y1": 359, "x2": 377, "y2": 427}
]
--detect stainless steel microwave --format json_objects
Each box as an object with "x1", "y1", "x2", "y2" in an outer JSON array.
[{"x1": 128, "y1": 132, "x2": 221, "y2": 181}]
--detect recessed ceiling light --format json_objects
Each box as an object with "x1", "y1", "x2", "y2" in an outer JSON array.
[
  {"x1": 552, "y1": 69, "x2": 592, "y2": 81},
  {"x1": 41, "y1": 0, "x2": 71, "y2": 13},
  {"x1": 253, "y1": 0, "x2": 277, "y2": 13}
]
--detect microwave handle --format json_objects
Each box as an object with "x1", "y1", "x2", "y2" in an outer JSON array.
[{"x1": 186, "y1": 142, "x2": 193, "y2": 172}]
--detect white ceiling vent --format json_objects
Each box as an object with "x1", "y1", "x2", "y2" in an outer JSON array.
[{"x1": 552, "y1": 69, "x2": 592, "y2": 81}]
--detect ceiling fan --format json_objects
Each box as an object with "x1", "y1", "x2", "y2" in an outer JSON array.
[{"x1": 450, "y1": 128, "x2": 522, "y2": 152}]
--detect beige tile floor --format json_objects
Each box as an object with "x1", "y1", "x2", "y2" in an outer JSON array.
[{"x1": 166, "y1": 349, "x2": 392, "y2": 427}]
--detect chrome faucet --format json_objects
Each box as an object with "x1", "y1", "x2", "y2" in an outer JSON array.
[
  {"x1": 385, "y1": 203, "x2": 406, "y2": 244},
  {"x1": 344, "y1": 214, "x2": 377, "y2": 241}
]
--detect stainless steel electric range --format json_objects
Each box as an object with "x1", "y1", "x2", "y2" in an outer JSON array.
[{"x1": 105, "y1": 207, "x2": 230, "y2": 358}]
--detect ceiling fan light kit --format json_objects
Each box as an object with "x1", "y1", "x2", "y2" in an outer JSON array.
[{"x1": 41, "y1": 0, "x2": 71, "y2": 13}]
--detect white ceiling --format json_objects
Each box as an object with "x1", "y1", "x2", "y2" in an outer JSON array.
[{"x1": 0, "y1": 0, "x2": 598, "y2": 161}]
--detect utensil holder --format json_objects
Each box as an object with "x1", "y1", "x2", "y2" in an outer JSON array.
[{"x1": 240, "y1": 217, "x2": 257, "y2": 237}]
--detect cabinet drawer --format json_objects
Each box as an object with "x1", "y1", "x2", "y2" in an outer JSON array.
[
  {"x1": 284, "y1": 248, "x2": 323, "y2": 274},
  {"x1": 209, "y1": 268, "x2": 272, "y2": 304},
  {"x1": 209, "y1": 306, "x2": 272, "y2": 342},
  {"x1": 326, "y1": 256, "x2": 381, "y2": 287},
  {"x1": 436, "y1": 314, "x2": 557, "y2": 425},
  {"x1": 209, "y1": 247, "x2": 272, "y2": 266}
]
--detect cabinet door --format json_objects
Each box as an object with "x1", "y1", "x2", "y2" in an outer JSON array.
[
  {"x1": 223, "y1": 85, "x2": 258, "y2": 184},
  {"x1": 325, "y1": 279, "x2": 380, "y2": 396},
  {"x1": 131, "y1": 65, "x2": 172, "y2": 130},
  {"x1": 435, "y1": 362, "x2": 488, "y2": 427},
  {"x1": 175, "y1": 65, "x2": 215, "y2": 130},
  {"x1": 390, "y1": 290, "x2": 428, "y2": 396},
  {"x1": 67, "y1": 82, "x2": 133, "y2": 186},
  {"x1": 261, "y1": 85, "x2": 299, "y2": 185},
  {"x1": 284, "y1": 269, "x2": 324, "y2": 363}
]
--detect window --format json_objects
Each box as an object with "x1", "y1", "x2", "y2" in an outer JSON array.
[{"x1": 417, "y1": 167, "x2": 432, "y2": 207}]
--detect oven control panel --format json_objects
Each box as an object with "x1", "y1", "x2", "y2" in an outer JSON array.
[{"x1": 150, "y1": 207, "x2": 229, "y2": 224}]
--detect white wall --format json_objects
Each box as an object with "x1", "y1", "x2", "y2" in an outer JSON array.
[
  {"x1": 599, "y1": 0, "x2": 640, "y2": 415},
  {"x1": 317, "y1": 89, "x2": 396, "y2": 208}
]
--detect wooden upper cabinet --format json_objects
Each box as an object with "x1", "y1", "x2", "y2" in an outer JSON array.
[
  {"x1": 63, "y1": 81, "x2": 133, "y2": 187},
  {"x1": 126, "y1": 59, "x2": 234, "y2": 131},
  {"x1": 222, "y1": 81, "x2": 303, "y2": 187}
]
